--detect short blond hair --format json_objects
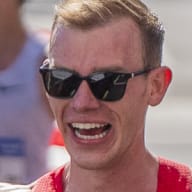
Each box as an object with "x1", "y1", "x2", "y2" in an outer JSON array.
[{"x1": 50, "y1": 0, "x2": 165, "y2": 69}]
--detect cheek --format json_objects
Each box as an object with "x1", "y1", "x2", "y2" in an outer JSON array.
[
  {"x1": 48, "y1": 97, "x2": 66, "y2": 118},
  {"x1": 115, "y1": 82, "x2": 148, "y2": 126},
  {"x1": 48, "y1": 98, "x2": 70, "y2": 134},
  {"x1": 47, "y1": 97, "x2": 58, "y2": 113}
]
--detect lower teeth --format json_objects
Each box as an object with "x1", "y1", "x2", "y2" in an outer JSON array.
[{"x1": 75, "y1": 130, "x2": 108, "y2": 140}]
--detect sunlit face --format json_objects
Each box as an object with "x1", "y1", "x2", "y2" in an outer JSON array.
[{"x1": 48, "y1": 17, "x2": 149, "y2": 170}]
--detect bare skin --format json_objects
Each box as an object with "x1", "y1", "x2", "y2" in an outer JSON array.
[
  {"x1": 0, "y1": 0, "x2": 26, "y2": 70},
  {"x1": 49, "y1": 17, "x2": 171, "y2": 192}
]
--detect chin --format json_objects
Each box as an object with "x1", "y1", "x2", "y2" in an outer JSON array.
[{"x1": 70, "y1": 149, "x2": 120, "y2": 171}]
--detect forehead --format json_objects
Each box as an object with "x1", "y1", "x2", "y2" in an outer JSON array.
[{"x1": 50, "y1": 17, "x2": 144, "y2": 72}]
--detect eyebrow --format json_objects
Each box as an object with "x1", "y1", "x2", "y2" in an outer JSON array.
[
  {"x1": 49, "y1": 59, "x2": 127, "y2": 74},
  {"x1": 92, "y1": 65, "x2": 127, "y2": 73},
  {"x1": 48, "y1": 60, "x2": 75, "y2": 72}
]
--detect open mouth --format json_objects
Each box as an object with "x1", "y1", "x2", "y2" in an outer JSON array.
[{"x1": 69, "y1": 123, "x2": 111, "y2": 140}]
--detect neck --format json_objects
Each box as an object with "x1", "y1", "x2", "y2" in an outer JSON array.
[
  {"x1": 0, "y1": 16, "x2": 26, "y2": 70},
  {"x1": 65, "y1": 150, "x2": 159, "y2": 192}
]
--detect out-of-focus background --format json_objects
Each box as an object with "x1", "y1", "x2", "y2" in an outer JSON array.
[{"x1": 23, "y1": 0, "x2": 192, "y2": 166}]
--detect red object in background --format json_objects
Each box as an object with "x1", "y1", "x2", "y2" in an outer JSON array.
[
  {"x1": 49, "y1": 128, "x2": 65, "y2": 147},
  {"x1": 165, "y1": 68, "x2": 172, "y2": 86}
]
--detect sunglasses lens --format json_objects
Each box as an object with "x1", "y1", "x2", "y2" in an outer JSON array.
[
  {"x1": 41, "y1": 69, "x2": 80, "y2": 98},
  {"x1": 40, "y1": 66, "x2": 129, "y2": 101},
  {"x1": 89, "y1": 73, "x2": 128, "y2": 101}
]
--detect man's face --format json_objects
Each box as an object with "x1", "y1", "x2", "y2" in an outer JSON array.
[
  {"x1": 49, "y1": 18, "x2": 149, "y2": 169},
  {"x1": 0, "y1": 1, "x2": 20, "y2": 32}
]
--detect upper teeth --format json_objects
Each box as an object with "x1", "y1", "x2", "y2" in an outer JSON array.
[{"x1": 71, "y1": 123, "x2": 106, "y2": 130}]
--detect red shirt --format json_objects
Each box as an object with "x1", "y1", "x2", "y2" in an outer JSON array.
[
  {"x1": 157, "y1": 158, "x2": 191, "y2": 192},
  {"x1": 32, "y1": 158, "x2": 191, "y2": 192}
]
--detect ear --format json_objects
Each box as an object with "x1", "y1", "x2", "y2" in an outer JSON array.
[{"x1": 147, "y1": 66, "x2": 172, "y2": 106}]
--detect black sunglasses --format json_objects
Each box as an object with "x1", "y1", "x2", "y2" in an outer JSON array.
[{"x1": 40, "y1": 62, "x2": 151, "y2": 102}]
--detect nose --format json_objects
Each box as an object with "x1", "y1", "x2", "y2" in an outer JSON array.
[{"x1": 71, "y1": 81, "x2": 100, "y2": 112}]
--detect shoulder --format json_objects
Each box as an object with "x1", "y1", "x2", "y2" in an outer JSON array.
[
  {"x1": 158, "y1": 157, "x2": 192, "y2": 192},
  {"x1": 31, "y1": 166, "x2": 65, "y2": 192},
  {"x1": 0, "y1": 166, "x2": 65, "y2": 192}
]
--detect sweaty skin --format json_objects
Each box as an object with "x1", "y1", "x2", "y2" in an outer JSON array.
[{"x1": 48, "y1": 18, "x2": 164, "y2": 192}]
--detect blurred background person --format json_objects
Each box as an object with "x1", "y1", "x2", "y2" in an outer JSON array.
[{"x1": 0, "y1": 0, "x2": 54, "y2": 184}]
